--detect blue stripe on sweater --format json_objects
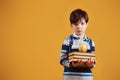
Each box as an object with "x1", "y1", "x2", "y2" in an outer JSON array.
[{"x1": 64, "y1": 74, "x2": 93, "y2": 76}]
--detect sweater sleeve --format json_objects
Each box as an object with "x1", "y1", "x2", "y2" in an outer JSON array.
[
  {"x1": 60, "y1": 38, "x2": 71, "y2": 67},
  {"x1": 90, "y1": 40, "x2": 96, "y2": 68},
  {"x1": 91, "y1": 40, "x2": 95, "y2": 53}
]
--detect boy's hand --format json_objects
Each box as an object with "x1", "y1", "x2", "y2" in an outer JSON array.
[
  {"x1": 71, "y1": 61, "x2": 80, "y2": 67},
  {"x1": 71, "y1": 58, "x2": 96, "y2": 68},
  {"x1": 85, "y1": 58, "x2": 96, "y2": 68},
  {"x1": 71, "y1": 59, "x2": 85, "y2": 67}
]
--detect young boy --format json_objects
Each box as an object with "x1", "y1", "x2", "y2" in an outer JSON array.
[{"x1": 60, "y1": 9, "x2": 96, "y2": 80}]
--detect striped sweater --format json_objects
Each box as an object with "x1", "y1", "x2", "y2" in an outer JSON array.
[{"x1": 60, "y1": 33, "x2": 95, "y2": 75}]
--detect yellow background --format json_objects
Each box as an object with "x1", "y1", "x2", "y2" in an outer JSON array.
[{"x1": 0, "y1": 0, "x2": 120, "y2": 80}]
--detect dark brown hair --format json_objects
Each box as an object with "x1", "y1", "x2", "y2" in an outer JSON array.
[{"x1": 70, "y1": 9, "x2": 89, "y2": 24}]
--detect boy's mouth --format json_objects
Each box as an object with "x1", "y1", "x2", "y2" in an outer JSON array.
[{"x1": 77, "y1": 30, "x2": 82, "y2": 32}]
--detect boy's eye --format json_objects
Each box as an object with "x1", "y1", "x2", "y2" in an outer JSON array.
[
  {"x1": 81, "y1": 22, "x2": 84, "y2": 25},
  {"x1": 74, "y1": 23, "x2": 78, "y2": 26}
]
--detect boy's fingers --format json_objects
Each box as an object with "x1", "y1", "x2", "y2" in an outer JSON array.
[
  {"x1": 94, "y1": 60, "x2": 96, "y2": 64},
  {"x1": 79, "y1": 59, "x2": 82, "y2": 63},
  {"x1": 88, "y1": 58, "x2": 90, "y2": 63},
  {"x1": 89, "y1": 58, "x2": 94, "y2": 63},
  {"x1": 91, "y1": 59, "x2": 94, "y2": 63}
]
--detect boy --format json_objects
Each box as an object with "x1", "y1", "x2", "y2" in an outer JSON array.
[{"x1": 60, "y1": 9, "x2": 96, "y2": 80}]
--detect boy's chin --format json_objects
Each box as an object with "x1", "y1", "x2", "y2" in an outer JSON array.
[{"x1": 75, "y1": 32, "x2": 82, "y2": 36}]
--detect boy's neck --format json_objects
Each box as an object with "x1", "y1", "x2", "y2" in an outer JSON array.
[{"x1": 75, "y1": 33, "x2": 85, "y2": 40}]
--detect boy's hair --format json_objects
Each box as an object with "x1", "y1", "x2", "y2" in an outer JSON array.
[{"x1": 70, "y1": 9, "x2": 89, "y2": 24}]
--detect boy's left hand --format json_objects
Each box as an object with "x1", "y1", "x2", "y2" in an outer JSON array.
[{"x1": 85, "y1": 58, "x2": 96, "y2": 68}]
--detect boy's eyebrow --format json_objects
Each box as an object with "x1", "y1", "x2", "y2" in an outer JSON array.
[{"x1": 75, "y1": 20, "x2": 82, "y2": 24}]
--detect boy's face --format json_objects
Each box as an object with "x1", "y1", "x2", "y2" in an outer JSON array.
[{"x1": 71, "y1": 18, "x2": 88, "y2": 36}]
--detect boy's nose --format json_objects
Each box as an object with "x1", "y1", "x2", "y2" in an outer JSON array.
[{"x1": 77, "y1": 25, "x2": 82, "y2": 28}]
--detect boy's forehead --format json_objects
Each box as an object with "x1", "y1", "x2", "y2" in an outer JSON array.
[{"x1": 76, "y1": 18, "x2": 86, "y2": 23}]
